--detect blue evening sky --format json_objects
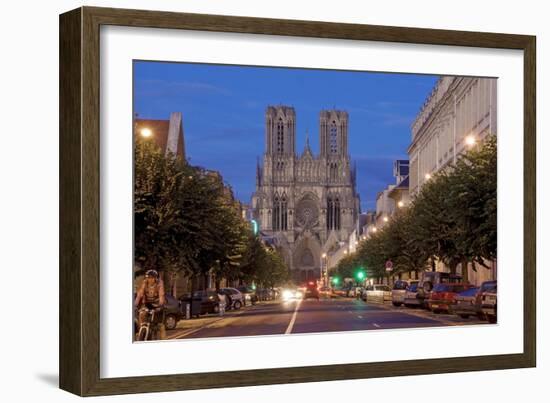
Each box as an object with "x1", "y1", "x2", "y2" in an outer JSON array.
[{"x1": 134, "y1": 61, "x2": 438, "y2": 211}]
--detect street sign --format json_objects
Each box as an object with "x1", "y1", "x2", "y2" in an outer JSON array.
[{"x1": 385, "y1": 260, "x2": 393, "y2": 272}]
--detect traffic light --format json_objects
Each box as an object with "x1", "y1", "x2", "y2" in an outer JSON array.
[
  {"x1": 332, "y1": 277, "x2": 340, "y2": 285},
  {"x1": 355, "y1": 267, "x2": 366, "y2": 281}
]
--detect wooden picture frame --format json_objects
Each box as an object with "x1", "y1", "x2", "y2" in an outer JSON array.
[{"x1": 59, "y1": 6, "x2": 536, "y2": 396}]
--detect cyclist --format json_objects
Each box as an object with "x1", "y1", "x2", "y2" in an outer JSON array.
[{"x1": 134, "y1": 269, "x2": 166, "y2": 340}]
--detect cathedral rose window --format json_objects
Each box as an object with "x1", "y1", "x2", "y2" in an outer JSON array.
[{"x1": 296, "y1": 197, "x2": 319, "y2": 229}]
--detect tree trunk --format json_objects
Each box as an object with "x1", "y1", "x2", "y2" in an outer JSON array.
[
  {"x1": 449, "y1": 260, "x2": 458, "y2": 276},
  {"x1": 461, "y1": 257, "x2": 469, "y2": 283}
]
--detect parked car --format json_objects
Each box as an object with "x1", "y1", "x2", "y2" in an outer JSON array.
[
  {"x1": 318, "y1": 286, "x2": 332, "y2": 298},
  {"x1": 361, "y1": 284, "x2": 392, "y2": 303},
  {"x1": 134, "y1": 293, "x2": 185, "y2": 332},
  {"x1": 163, "y1": 294, "x2": 184, "y2": 330},
  {"x1": 449, "y1": 287, "x2": 481, "y2": 319},
  {"x1": 351, "y1": 286, "x2": 364, "y2": 298},
  {"x1": 332, "y1": 287, "x2": 348, "y2": 297},
  {"x1": 427, "y1": 283, "x2": 474, "y2": 313},
  {"x1": 480, "y1": 281, "x2": 497, "y2": 323},
  {"x1": 237, "y1": 286, "x2": 259, "y2": 305},
  {"x1": 256, "y1": 288, "x2": 275, "y2": 301},
  {"x1": 403, "y1": 283, "x2": 422, "y2": 308},
  {"x1": 220, "y1": 287, "x2": 244, "y2": 309},
  {"x1": 417, "y1": 271, "x2": 463, "y2": 308},
  {"x1": 391, "y1": 280, "x2": 417, "y2": 307},
  {"x1": 192, "y1": 290, "x2": 222, "y2": 315},
  {"x1": 304, "y1": 281, "x2": 320, "y2": 300}
]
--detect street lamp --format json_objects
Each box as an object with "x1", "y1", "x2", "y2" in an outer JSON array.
[
  {"x1": 424, "y1": 173, "x2": 432, "y2": 180},
  {"x1": 140, "y1": 127, "x2": 153, "y2": 138},
  {"x1": 397, "y1": 200, "x2": 405, "y2": 208},
  {"x1": 383, "y1": 216, "x2": 389, "y2": 223},
  {"x1": 320, "y1": 253, "x2": 328, "y2": 286},
  {"x1": 372, "y1": 227, "x2": 378, "y2": 233},
  {"x1": 465, "y1": 134, "x2": 477, "y2": 147}
]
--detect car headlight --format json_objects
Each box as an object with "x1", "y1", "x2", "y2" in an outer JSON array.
[
  {"x1": 245, "y1": 294, "x2": 251, "y2": 300},
  {"x1": 282, "y1": 290, "x2": 293, "y2": 300},
  {"x1": 295, "y1": 291, "x2": 303, "y2": 299}
]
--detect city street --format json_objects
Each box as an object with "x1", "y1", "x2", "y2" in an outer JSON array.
[{"x1": 166, "y1": 297, "x2": 488, "y2": 340}]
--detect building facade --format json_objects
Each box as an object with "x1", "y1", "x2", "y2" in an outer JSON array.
[
  {"x1": 252, "y1": 106, "x2": 360, "y2": 283},
  {"x1": 408, "y1": 76, "x2": 498, "y2": 285},
  {"x1": 409, "y1": 76, "x2": 497, "y2": 195}
]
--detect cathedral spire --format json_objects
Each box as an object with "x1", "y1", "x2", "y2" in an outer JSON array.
[
  {"x1": 302, "y1": 129, "x2": 313, "y2": 157},
  {"x1": 256, "y1": 156, "x2": 262, "y2": 186}
]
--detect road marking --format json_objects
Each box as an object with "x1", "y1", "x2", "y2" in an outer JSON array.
[
  {"x1": 169, "y1": 304, "x2": 250, "y2": 339},
  {"x1": 285, "y1": 299, "x2": 302, "y2": 335},
  {"x1": 373, "y1": 323, "x2": 381, "y2": 328}
]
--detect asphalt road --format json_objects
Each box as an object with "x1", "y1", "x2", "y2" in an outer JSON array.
[{"x1": 167, "y1": 297, "x2": 488, "y2": 340}]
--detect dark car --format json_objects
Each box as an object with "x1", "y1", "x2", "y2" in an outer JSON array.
[
  {"x1": 164, "y1": 294, "x2": 185, "y2": 330},
  {"x1": 181, "y1": 290, "x2": 221, "y2": 316},
  {"x1": 237, "y1": 286, "x2": 259, "y2": 305},
  {"x1": 449, "y1": 287, "x2": 481, "y2": 319},
  {"x1": 427, "y1": 283, "x2": 474, "y2": 313},
  {"x1": 134, "y1": 293, "x2": 184, "y2": 332},
  {"x1": 304, "y1": 281, "x2": 320, "y2": 300},
  {"x1": 256, "y1": 288, "x2": 274, "y2": 301}
]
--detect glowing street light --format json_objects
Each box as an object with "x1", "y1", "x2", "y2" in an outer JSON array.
[
  {"x1": 322, "y1": 253, "x2": 327, "y2": 259},
  {"x1": 372, "y1": 227, "x2": 378, "y2": 233},
  {"x1": 397, "y1": 200, "x2": 405, "y2": 208},
  {"x1": 140, "y1": 127, "x2": 153, "y2": 138},
  {"x1": 424, "y1": 173, "x2": 432, "y2": 180},
  {"x1": 383, "y1": 216, "x2": 389, "y2": 223},
  {"x1": 465, "y1": 134, "x2": 477, "y2": 147}
]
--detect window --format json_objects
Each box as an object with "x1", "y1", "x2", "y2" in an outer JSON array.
[
  {"x1": 326, "y1": 194, "x2": 341, "y2": 231},
  {"x1": 272, "y1": 194, "x2": 288, "y2": 231},
  {"x1": 273, "y1": 196, "x2": 280, "y2": 230},
  {"x1": 281, "y1": 195, "x2": 288, "y2": 231},
  {"x1": 276, "y1": 118, "x2": 284, "y2": 154},
  {"x1": 330, "y1": 121, "x2": 338, "y2": 154}
]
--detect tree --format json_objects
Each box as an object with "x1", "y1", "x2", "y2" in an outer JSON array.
[
  {"x1": 134, "y1": 138, "x2": 188, "y2": 274},
  {"x1": 348, "y1": 135, "x2": 496, "y2": 283}
]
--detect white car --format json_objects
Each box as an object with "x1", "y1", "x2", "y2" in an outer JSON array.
[
  {"x1": 220, "y1": 287, "x2": 245, "y2": 309},
  {"x1": 361, "y1": 284, "x2": 392, "y2": 303},
  {"x1": 392, "y1": 280, "x2": 418, "y2": 307}
]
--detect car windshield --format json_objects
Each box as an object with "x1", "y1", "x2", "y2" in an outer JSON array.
[
  {"x1": 458, "y1": 287, "x2": 479, "y2": 297},
  {"x1": 484, "y1": 284, "x2": 497, "y2": 293},
  {"x1": 481, "y1": 282, "x2": 497, "y2": 292},
  {"x1": 375, "y1": 285, "x2": 391, "y2": 291},
  {"x1": 433, "y1": 284, "x2": 452, "y2": 292},
  {"x1": 392, "y1": 281, "x2": 408, "y2": 290},
  {"x1": 407, "y1": 284, "x2": 418, "y2": 292}
]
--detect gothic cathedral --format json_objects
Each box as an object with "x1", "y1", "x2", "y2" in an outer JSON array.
[{"x1": 252, "y1": 106, "x2": 360, "y2": 283}]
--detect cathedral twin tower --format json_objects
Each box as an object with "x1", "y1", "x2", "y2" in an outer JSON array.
[{"x1": 252, "y1": 105, "x2": 360, "y2": 283}]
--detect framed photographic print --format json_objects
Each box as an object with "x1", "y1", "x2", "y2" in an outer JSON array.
[{"x1": 59, "y1": 6, "x2": 536, "y2": 396}]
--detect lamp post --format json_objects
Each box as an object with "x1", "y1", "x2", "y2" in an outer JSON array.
[{"x1": 321, "y1": 253, "x2": 327, "y2": 287}]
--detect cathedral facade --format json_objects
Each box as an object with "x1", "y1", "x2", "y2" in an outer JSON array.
[{"x1": 252, "y1": 106, "x2": 360, "y2": 283}]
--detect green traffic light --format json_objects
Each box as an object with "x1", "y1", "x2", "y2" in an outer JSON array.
[
  {"x1": 356, "y1": 271, "x2": 365, "y2": 280},
  {"x1": 332, "y1": 277, "x2": 340, "y2": 285}
]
